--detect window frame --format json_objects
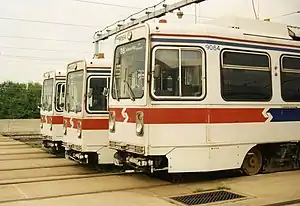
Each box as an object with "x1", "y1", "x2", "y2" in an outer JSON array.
[
  {"x1": 42, "y1": 78, "x2": 54, "y2": 112},
  {"x1": 220, "y1": 48, "x2": 272, "y2": 102},
  {"x1": 54, "y1": 82, "x2": 65, "y2": 113},
  {"x1": 280, "y1": 54, "x2": 300, "y2": 102},
  {"x1": 111, "y1": 38, "x2": 147, "y2": 100},
  {"x1": 150, "y1": 45, "x2": 206, "y2": 101},
  {"x1": 65, "y1": 69, "x2": 84, "y2": 113},
  {"x1": 85, "y1": 75, "x2": 110, "y2": 114}
]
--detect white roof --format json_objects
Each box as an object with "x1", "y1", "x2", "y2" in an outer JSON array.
[
  {"x1": 205, "y1": 16, "x2": 292, "y2": 39},
  {"x1": 67, "y1": 58, "x2": 112, "y2": 69},
  {"x1": 148, "y1": 16, "x2": 299, "y2": 41},
  {"x1": 85, "y1": 58, "x2": 112, "y2": 68},
  {"x1": 43, "y1": 70, "x2": 66, "y2": 79}
]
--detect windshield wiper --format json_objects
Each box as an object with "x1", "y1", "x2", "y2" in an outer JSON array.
[
  {"x1": 113, "y1": 76, "x2": 120, "y2": 101},
  {"x1": 123, "y1": 80, "x2": 135, "y2": 101}
]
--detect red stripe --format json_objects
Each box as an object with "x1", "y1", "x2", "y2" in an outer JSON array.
[
  {"x1": 41, "y1": 115, "x2": 63, "y2": 124},
  {"x1": 151, "y1": 34, "x2": 300, "y2": 49},
  {"x1": 51, "y1": 116, "x2": 63, "y2": 124},
  {"x1": 110, "y1": 108, "x2": 267, "y2": 124},
  {"x1": 41, "y1": 115, "x2": 46, "y2": 123},
  {"x1": 63, "y1": 117, "x2": 108, "y2": 130}
]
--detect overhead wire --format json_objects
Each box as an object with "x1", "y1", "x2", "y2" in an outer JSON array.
[
  {"x1": 0, "y1": 16, "x2": 98, "y2": 28},
  {"x1": 71, "y1": 0, "x2": 141, "y2": 9},
  {"x1": 0, "y1": 35, "x2": 88, "y2": 43},
  {"x1": 71, "y1": 0, "x2": 214, "y2": 21},
  {"x1": 0, "y1": 0, "x2": 214, "y2": 65},
  {"x1": 266, "y1": 11, "x2": 300, "y2": 20},
  {"x1": 1, "y1": 58, "x2": 63, "y2": 65},
  {"x1": 0, "y1": 45, "x2": 91, "y2": 53},
  {"x1": 1, "y1": 54, "x2": 74, "y2": 62}
]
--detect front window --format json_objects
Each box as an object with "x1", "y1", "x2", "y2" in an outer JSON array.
[
  {"x1": 86, "y1": 77, "x2": 110, "y2": 112},
  {"x1": 152, "y1": 47, "x2": 204, "y2": 99},
  {"x1": 65, "y1": 70, "x2": 84, "y2": 112},
  {"x1": 55, "y1": 83, "x2": 65, "y2": 112},
  {"x1": 42, "y1": 79, "x2": 54, "y2": 111},
  {"x1": 112, "y1": 39, "x2": 146, "y2": 100}
]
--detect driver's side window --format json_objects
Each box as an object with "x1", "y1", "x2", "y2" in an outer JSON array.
[
  {"x1": 55, "y1": 83, "x2": 65, "y2": 112},
  {"x1": 87, "y1": 77, "x2": 109, "y2": 112}
]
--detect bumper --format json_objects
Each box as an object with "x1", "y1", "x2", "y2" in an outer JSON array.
[
  {"x1": 113, "y1": 151, "x2": 168, "y2": 173},
  {"x1": 109, "y1": 141, "x2": 145, "y2": 155}
]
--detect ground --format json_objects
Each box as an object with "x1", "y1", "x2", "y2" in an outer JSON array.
[{"x1": 0, "y1": 120, "x2": 299, "y2": 206}]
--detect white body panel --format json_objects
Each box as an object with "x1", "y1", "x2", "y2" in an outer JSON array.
[
  {"x1": 109, "y1": 18, "x2": 300, "y2": 173},
  {"x1": 65, "y1": 126, "x2": 108, "y2": 151},
  {"x1": 40, "y1": 70, "x2": 66, "y2": 143},
  {"x1": 63, "y1": 59, "x2": 115, "y2": 164}
]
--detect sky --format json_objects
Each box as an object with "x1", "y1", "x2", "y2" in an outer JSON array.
[{"x1": 0, "y1": 0, "x2": 299, "y2": 83}]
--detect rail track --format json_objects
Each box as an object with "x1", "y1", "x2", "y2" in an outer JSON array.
[{"x1": 1, "y1": 134, "x2": 300, "y2": 206}]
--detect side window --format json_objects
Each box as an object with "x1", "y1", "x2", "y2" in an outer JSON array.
[
  {"x1": 154, "y1": 49, "x2": 179, "y2": 96},
  {"x1": 181, "y1": 50, "x2": 203, "y2": 97},
  {"x1": 152, "y1": 47, "x2": 204, "y2": 99},
  {"x1": 281, "y1": 56, "x2": 300, "y2": 102},
  {"x1": 221, "y1": 50, "x2": 272, "y2": 101},
  {"x1": 87, "y1": 77, "x2": 108, "y2": 112},
  {"x1": 55, "y1": 83, "x2": 65, "y2": 112}
]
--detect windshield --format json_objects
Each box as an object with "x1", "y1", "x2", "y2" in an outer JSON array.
[
  {"x1": 112, "y1": 39, "x2": 146, "y2": 100},
  {"x1": 65, "y1": 70, "x2": 84, "y2": 113},
  {"x1": 42, "y1": 79, "x2": 54, "y2": 111}
]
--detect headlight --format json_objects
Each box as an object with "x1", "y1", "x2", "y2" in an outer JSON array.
[
  {"x1": 49, "y1": 117, "x2": 53, "y2": 131},
  {"x1": 63, "y1": 119, "x2": 67, "y2": 135},
  {"x1": 109, "y1": 111, "x2": 115, "y2": 133},
  {"x1": 77, "y1": 121, "x2": 82, "y2": 138},
  {"x1": 136, "y1": 111, "x2": 144, "y2": 136}
]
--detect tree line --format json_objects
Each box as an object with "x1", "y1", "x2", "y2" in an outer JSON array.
[{"x1": 0, "y1": 81, "x2": 42, "y2": 119}]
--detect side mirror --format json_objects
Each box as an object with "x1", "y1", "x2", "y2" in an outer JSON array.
[{"x1": 87, "y1": 88, "x2": 93, "y2": 98}]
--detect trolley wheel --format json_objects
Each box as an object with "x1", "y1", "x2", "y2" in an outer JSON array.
[{"x1": 241, "y1": 147, "x2": 262, "y2": 176}]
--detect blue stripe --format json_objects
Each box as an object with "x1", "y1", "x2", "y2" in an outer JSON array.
[
  {"x1": 151, "y1": 38, "x2": 300, "y2": 54},
  {"x1": 87, "y1": 70, "x2": 111, "y2": 74},
  {"x1": 268, "y1": 108, "x2": 300, "y2": 122}
]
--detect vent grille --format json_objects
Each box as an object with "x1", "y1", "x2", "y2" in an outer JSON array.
[{"x1": 170, "y1": 190, "x2": 245, "y2": 205}]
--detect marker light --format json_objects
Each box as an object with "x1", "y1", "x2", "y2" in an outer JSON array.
[
  {"x1": 40, "y1": 118, "x2": 43, "y2": 129},
  {"x1": 77, "y1": 121, "x2": 82, "y2": 138},
  {"x1": 159, "y1": 19, "x2": 167, "y2": 23},
  {"x1": 97, "y1": 53, "x2": 105, "y2": 59},
  {"x1": 136, "y1": 111, "x2": 144, "y2": 136},
  {"x1": 63, "y1": 119, "x2": 67, "y2": 135},
  {"x1": 49, "y1": 117, "x2": 53, "y2": 131},
  {"x1": 109, "y1": 111, "x2": 116, "y2": 133}
]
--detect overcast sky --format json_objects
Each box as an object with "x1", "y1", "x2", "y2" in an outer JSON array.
[{"x1": 0, "y1": 0, "x2": 299, "y2": 83}]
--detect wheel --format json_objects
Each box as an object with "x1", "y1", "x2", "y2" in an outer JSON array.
[{"x1": 241, "y1": 147, "x2": 263, "y2": 176}]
